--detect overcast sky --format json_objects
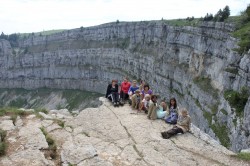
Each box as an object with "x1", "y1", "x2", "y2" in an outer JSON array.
[{"x1": 0, "y1": 0, "x2": 249, "y2": 34}]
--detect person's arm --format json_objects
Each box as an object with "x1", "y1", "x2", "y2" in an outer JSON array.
[
  {"x1": 105, "y1": 84, "x2": 111, "y2": 98},
  {"x1": 128, "y1": 86, "x2": 132, "y2": 95},
  {"x1": 120, "y1": 83, "x2": 123, "y2": 92},
  {"x1": 115, "y1": 84, "x2": 119, "y2": 93}
]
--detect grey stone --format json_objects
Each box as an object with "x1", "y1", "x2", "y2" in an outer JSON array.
[
  {"x1": 39, "y1": 112, "x2": 53, "y2": 120},
  {"x1": 0, "y1": 120, "x2": 15, "y2": 131}
]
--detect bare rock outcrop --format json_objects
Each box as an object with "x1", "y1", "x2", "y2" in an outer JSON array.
[{"x1": 1, "y1": 97, "x2": 249, "y2": 166}]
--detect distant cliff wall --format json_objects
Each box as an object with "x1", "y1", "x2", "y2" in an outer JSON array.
[{"x1": 0, "y1": 21, "x2": 249, "y2": 152}]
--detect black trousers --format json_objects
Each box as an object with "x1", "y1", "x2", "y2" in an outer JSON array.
[
  {"x1": 120, "y1": 91, "x2": 129, "y2": 101},
  {"x1": 161, "y1": 126, "x2": 184, "y2": 139},
  {"x1": 111, "y1": 92, "x2": 119, "y2": 102}
]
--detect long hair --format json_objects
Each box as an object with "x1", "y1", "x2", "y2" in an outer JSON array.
[{"x1": 169, "y1": 97, "x2": 177, "y2": 109}]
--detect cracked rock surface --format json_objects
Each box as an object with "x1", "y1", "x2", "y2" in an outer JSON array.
[{"x1": 0, "y1": 97, "x2": 249, "y2": 166}]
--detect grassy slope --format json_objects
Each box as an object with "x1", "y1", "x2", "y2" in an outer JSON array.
[{"x1": 19, "y1": 29, "x2": 66, "y2": 37}]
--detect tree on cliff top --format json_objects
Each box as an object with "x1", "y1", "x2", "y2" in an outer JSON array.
[
  {"x1": 246, "y1": 4, "x2": 250, "y2": 21},
  {"x1": 213, "y1": 6, "x2": 230, "y2": 22}
]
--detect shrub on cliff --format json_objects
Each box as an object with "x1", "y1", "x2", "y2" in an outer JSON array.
[
  {"x1": 224, "y1": 87, "x2": 249, "y2": 117},
  {"x1": 232, "y1": 4, "x2": 250, "y2": 54},
  {"x1": 0, "y1": 129, "x2": 7, "y2": 156}
]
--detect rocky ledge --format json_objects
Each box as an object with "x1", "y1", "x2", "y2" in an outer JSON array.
[{"x1": 0, "y1": 97, "x2": 248, "y2": 166}]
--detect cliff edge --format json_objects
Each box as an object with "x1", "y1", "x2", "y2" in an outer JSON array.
[{"x1": 0, "y1": 97, "x2": 248, "y2": 166}]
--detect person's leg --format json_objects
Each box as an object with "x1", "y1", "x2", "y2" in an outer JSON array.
[
  {"x1": 111, "y1": 92, "x2": 117, "y2": 105},
  {"x1": 131, "y1": 95, "x2": 136, "y2": 109},
  {"x1": 114, "y1": 92, "x2": 119, "y2": 103},
  {"x1": 164, "y1": 126, "x2": 183, "y2": 139},
  {"x1": 120, "y1": 91, "x2": 124, "y2": 101}
]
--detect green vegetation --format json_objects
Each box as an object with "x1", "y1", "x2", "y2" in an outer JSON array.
[
  {"x1": 62, "y1": 89, "x2": 102, "y2": 111},
  {"x1": 224, "y1": 87, "x2": 249, "y2": 117},
  {"x1": 35, "y1": 108, "x2": 48, "y2": 114},
  {"x1": 40, "y1": 127, "x2": 57, "y2": 159},
  {"x1": 211, "y1": 123, "x2": 230, "y2": 148},
  {"x1": 236, "y1": 152, "x2": 250, "y2": 161},
  {"x1": 0, "y1": 107, "x2": 30, "y2": 117},
  {"x1": 203, "y1": 111, "x2": 212, "y2": 125},
  {"x1": 20, "y1": 29, "x2": 66, "y2": 37},
  {"x1": 193, "y1": 76, "x2": 218, "y2": 99},
  {"x1": 233, "y1": 21, "x2": 250, "y2": 54},
  {"x1": 0, "y1": 88, "x2": 102, "y2": 111},
  {"x1": 0, "y1": 129, "x2": 7, "y2": 156},
  {"x1": 163, "y1": 18, "x2": 199, "y2": 27},
  {"x1": 224, "y1": 67, "x2": 238, "y2": 75},
  {"x1": 195, "y1": 99, "x2": 202, "y2": 109},
  {"x1": 54, "y1": 119, "x2": 65, "y2": 128},
  {"x1": 231, "y1": 5, "x2": 250, "y2": 54},
  {"x1": 9, "y1": 98, "x2": 27, "y2": 108},
  {"x1": 203, "y1": 110, "x2": 230, "y2": 148},
  {"x1": 220, "y1": 109, "x2": 228, "y2": 115},
  {"x1": 203, "y1": 6, "x2": 230, "y2": 22},
  {"x1": 233, "y1": 118, "x2": 237, "y2": 127}
]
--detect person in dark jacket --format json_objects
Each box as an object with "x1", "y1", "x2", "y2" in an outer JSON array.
[{"x1": 106, "y1": 80, "x2": 119, "y2": 106}]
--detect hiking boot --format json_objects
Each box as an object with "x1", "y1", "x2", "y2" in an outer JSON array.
[
  {"x1": 161, "y1": 132, "x2": 171, "y2": 139},
  {"x1": 119, "y1": 100, "x2": 124, "y2": 106}
]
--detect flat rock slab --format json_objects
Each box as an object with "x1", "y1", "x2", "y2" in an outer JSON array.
[
  {"x1": 1, "y1": 97, "x2": 249, "y2": 166},
  {"x1": 0, "y1": 120, "x2": 15, "y2": 131}
]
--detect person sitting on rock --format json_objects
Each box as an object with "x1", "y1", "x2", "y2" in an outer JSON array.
[
  {"x1": 131, "y1": 89, "x2": 141, "y2": 111},
  {"x1": 156, "y1": 101, "x2": 168, "y2": 119},
  {"x1": 141, "y1": 84, "x2": 153, "y2": 99},
  {"x1": 165, "y1": 98, "x2": 179, "y2": 124},
  {"x1": 139, "y1": 80, "x2": 146, "y2": 91},
  {"x1": 120, "y1": 77, "x2": 131, "y2": 104},
  {"x1": 147, "y1": 94, "x2": 159, "y2": 120},
  {"x1": 140, "y1": 94, "x2": 151, "y2": 114},
  {"x1": 105, "y1": 79, "x2": 120, "y2": 106},
  {"x1": 128, "y1": 80, "x2": 139, "y2": 104},
  {"x1": 161, "y1": 108, "x2": 191, "y2": 139}
]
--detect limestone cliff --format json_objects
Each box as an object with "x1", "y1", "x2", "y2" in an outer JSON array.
[{"x1": 0, "y1": 21, "x2": 249, "y2": 152}]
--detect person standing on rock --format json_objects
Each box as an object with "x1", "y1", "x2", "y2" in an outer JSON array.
[
  {"x1": 120, "y1": 77, "x2": 131, "y2": 104},
  {"x1": 147, "y1": 94, "x2": 159, "y2": 120},
  {"x1": 161, "y1": 108, "x2": 191, "y2": 139},
  {"x1": 106, "y1": 79, "x2": 120, "y2": 106}
]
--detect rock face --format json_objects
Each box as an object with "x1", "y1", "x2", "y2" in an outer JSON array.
[
  {"x1": 0, "y1": 21, "x2": 249, "y2": 151},
  {"x1": 1, "y1": 98, "x2": 249, "y2": 166}
]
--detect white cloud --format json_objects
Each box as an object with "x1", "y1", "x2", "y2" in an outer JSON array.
[{"x1": 0, "y1": 0, "x2": 249, "y2": 34}]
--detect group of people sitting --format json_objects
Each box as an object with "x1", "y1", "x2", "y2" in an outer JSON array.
[{"x1": 105, "y1": 77, "x2": 191, "y2": 139}]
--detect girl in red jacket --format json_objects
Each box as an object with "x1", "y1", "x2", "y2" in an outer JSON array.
[{"x1": 120, "y1": 77, "x2": 131, "y2": 104}]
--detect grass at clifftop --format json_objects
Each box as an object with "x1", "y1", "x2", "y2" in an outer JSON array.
[{"x1": 19, "y1": 29, "x2": 66, "y2": 37}]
